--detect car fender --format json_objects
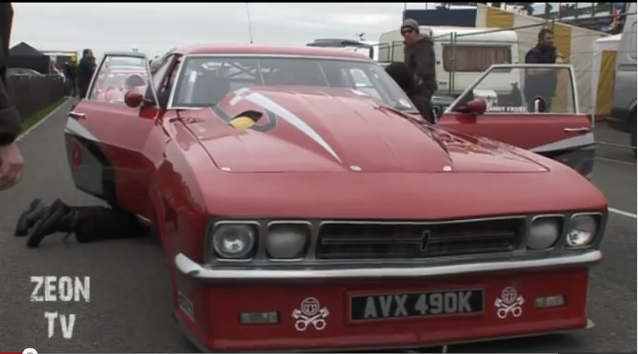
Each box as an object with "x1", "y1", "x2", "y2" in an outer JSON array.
[{"x1": 147, "y1": 184, "x2": 181, "y2": 311}]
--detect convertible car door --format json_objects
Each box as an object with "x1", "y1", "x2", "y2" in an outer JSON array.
[
  {"x1": 438, "y1": 64, "x2": 595, "y2": 178},
  {"x1": 64, "y1": 52, "x2": 159, "y2": 212}
]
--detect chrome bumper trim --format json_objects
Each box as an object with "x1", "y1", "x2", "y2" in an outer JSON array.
[
  {"x1": 173, "y1": 311, "x2": 595, "y2": 353},
  {"x1": 174, "y1": 250, "x2": 602, "y2": 282}
]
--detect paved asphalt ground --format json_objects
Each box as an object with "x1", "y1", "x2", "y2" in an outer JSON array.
[{"x1": 0, "y1": 98, "x2": 635, "y2": 353}]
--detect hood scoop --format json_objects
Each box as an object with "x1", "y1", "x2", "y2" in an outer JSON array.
[{"x1": 227, "y1": 110, "x2": 263, "y2": 130}]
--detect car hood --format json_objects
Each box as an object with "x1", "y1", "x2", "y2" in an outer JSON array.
[{"x1": 180, "y1": 86, "x2": 549, "y2": 174}]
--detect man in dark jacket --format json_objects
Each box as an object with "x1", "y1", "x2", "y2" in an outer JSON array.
[
  {"x1": 0, "y1": 2, "x2": 24, "y2": 190},
  {"x1": 77, "y1": 48, "x2": 96, "y2": 98},
  {"x1": 524, "y1": 28, "x2": 558, "y2": 112},
  {"x1": 401, "y1": 18, "x2": 437, "y2": 100}
]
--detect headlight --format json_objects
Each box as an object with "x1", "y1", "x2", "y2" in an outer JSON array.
[
  {"x1": 211, "y1": 224, "x2": 257, "y2": 260},
  {"x1": 527, "y1": 217, "x2": 561, "y2": 250},
  {"x1": 566, "y1": 214, "x2": 598, "y2": 247},
  {"x1": 266, "y1": 224, "x2": 310, "y2": 259}
]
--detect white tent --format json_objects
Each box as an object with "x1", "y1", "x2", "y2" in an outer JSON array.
[{"x1": 591, "y1": 34, "x2": 621, "y2": 116}]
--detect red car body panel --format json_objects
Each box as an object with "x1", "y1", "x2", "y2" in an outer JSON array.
[
  {"x1": 64, "y1": 47, "x2": 608, "y2": 352},
  {"x1": 438, "y1": 113, "x2": 593, "y2": 152},
  {"x1": 174, "y1": 268, "x2": 589, "y2": 351},
  {"x1": 192, "y1": 87, "x2": 552, "y2": 174}
]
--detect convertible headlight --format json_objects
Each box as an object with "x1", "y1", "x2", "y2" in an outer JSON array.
[
  {"x1": 210, "y1": 224, "x2": 257, "y2": 260},
  {"x1": 566, "y1": 214, "x2": 599, "y2": 248},
  {"x1": 266, "y1": 223, "x2": 310, "y2": 259},
  {"x1": 527, "y1": 217, "x2": 561, "y2": 250}
]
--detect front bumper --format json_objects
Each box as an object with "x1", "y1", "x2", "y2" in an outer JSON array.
[
  {"x1": 174, "y1": 250, "x2": 601, "y2": 281},
  {"x1": 173, "y1": 251, "x2": 600, "y2": 352}
]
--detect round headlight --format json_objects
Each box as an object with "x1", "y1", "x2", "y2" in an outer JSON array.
[
  {"x1": 211, "y1": 224, "x2": 256, "y2": 259},
  {"x1": 266, "y1": 224, "x2": 309, "y2": 259},
  {"x1": 566, "y1": 215, "x2": 597, "y2": 247},
  {"x1": 527, "y1": 217, "x2": 560, "y2": 250}
]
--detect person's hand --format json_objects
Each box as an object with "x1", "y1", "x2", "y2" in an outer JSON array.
[
  {"x1": 0, "y1": 142, "x2": 24, "y2": 190},
  {"x1": 556, "y1": 52, "x2": 565, "y2": 63}
]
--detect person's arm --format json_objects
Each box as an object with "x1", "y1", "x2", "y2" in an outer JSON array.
[
  {"x1": 0, "y1": 24, "x2": 20, "y2": 147},
  {"x1": 0, "y1": 70, "x2": 20, "y2": 146},
  {"x1": 0, "y1": 5, "x2": 24, "y2": 190}
]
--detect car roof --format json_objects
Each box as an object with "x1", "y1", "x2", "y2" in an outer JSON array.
[{"x1": 173, "y1": 44, "x2": 372, "y2": 60}]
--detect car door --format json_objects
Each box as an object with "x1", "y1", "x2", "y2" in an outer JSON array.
[
  {"x1": 438, "y1": 64, "x2": 595, "y2": 178},
  {"x1": 64, "y1": 52, "x2": 160, "y2": 213}
]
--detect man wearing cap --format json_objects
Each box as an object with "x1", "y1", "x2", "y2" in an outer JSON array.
[{"x1": 401, "y1": 18, "x2": 437, "y2": 101}]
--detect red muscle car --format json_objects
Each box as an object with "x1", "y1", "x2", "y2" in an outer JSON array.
[{"x1": 64, "y1": 46, "x2": 607, "y2": 352}]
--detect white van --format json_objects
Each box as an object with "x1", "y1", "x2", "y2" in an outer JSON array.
[
  {"x1": 378, "y1": 26, "x2": 520, "y2": 96},
  {"x1": 609, "y1": 3, "x2": 637, "y2": 155}
]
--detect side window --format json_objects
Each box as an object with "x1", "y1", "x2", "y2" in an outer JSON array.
[
  {"x1": 443, "y1": 45, "x2": 512, "y2": 72},
  {"x1": 449, "y1": 66, "x2": 575, "y2": 114},
  {"x1": 88, "y1": 55, "x2": 150, "y2": 104},
  {"x1": 152, "y1": 54, "x2": 175, "y2": 92}
]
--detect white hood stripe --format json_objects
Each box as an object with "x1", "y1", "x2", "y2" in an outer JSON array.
[
  {"x1": 229, "y1": 89, "x2": 341, "y2": 162},
  {"x1": 531, "y1": 132, "x2": 595, "y2": 153},
  {"x1": 230, "y1": 87, "x2": 251, "y2": 106}
]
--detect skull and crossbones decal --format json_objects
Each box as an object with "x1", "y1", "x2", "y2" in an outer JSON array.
[
  {"x1": 292, "y1": 297, "x2": 330, "y2": 331},
  {"x1": 494, "y1": 286, "x2": 525, "y2": 319}
]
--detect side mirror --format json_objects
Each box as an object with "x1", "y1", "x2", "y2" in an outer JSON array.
[
  {"x1": 124, "y1": 90, "x2": 144, "y2": 108},
  {"x1": 463, "y1": 98, "x2": 487, "y2": 115},
  {"x1": 124, "y1": 90, "x2": 155, "y2": 109}
]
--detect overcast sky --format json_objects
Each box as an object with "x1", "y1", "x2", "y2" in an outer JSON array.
[
  {"x1": 11, "y1": 2, "x2": 413, "y2": 58},
  {"x1": 11, "y1": 2, "x2": 592, "y2": 59}
]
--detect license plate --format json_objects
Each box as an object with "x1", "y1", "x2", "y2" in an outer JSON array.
[{"x1": 350, "y1": 289, "x2": 484, "y2": 321}]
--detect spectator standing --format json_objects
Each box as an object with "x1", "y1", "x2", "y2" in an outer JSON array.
[
  {"x1": 401, "y1": 18, "x2": 437, "y2": 100},
  {"x1": 77, "y1": 48, "x2": 96, "y2": 98},
  {"x1": 63, "y1": 61, "x2": 77, "y2": 97},
  {"x1": 0, "y1": 2, "x2": 24, "y2": 190},
  {"x1": 524, "y1": 28, "x2": 558, "y2": 112}
]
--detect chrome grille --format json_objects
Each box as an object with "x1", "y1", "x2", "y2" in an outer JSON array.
[{"x1": 315, "y1": 218, "x2": 524, "y2": 260}]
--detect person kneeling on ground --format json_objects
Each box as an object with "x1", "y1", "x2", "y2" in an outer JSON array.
[
  {"x1": 15, "y1": 198, "x2": 151, "y2": 248},
  {"x1": 384, "y1": 61, "x2": 435, "y2": 123}
]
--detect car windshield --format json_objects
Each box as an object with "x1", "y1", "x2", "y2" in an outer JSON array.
[
  {"x1": 171, "y1": 56, "x2": 417, "y2": 112},
  {"x1": 448, "y1": 65, "x2": 577, "y2": 114}
]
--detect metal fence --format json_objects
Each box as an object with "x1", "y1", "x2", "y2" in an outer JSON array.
[
  {"x1": 7, "y1": 75, "x2": 65, "y2": 121},
  {"x1": 378, "y1": 22, "x2": 550, "y2": 96},
  {"x1": 377, "y1": 16, "x2": 633, "y2": 117}
]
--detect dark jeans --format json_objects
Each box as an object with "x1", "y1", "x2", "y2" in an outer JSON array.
[{"x1": 66, "y1": 79, "x2": 76, "y2": 97}]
